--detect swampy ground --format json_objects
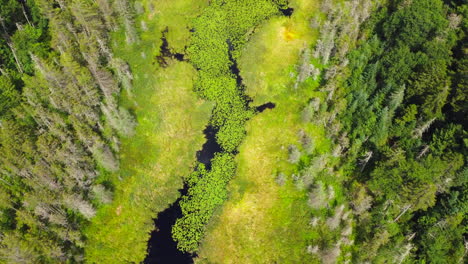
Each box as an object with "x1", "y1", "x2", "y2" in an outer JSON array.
[{"x1": 86, "y1": 0, "x2": 330, "y2": 263}]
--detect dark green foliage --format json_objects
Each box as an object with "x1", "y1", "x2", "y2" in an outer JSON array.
[
  {"x1": 0, "y1": 75, "x2": 20, "y2": 116},
  {"x1": 186, "y1": 0, "x2": 278, "y2": 151},
  {"x1": 412, "y1": 184, "x2": 467, "y2": 263},
  {"x1": 173, "y1": 154, "x2": 236, "y2": 252},
  {"x1": 0, "y1": 0, "x2": 23, "y2": 34},
  {"x1": 0, "y1": 0, "x2": 465, "y2": 262},
  {"x1": 0, "y1": 0, "x2": 49, "y2": 74},
  {"x1": 382, "y1": 0, "x2": 448, "y2": 49},
  {"x1": 11, "y1": 25, "x2": 49, "y2": 74},
  {"x1": 369, "y1": 154, "x2": 463, "y2": 211},
  {"x1": 314, "y1": 0, "x2": 468, "y2": 262},
  {"x1": 0, "y1": 0, "x2": 135, "y2": 262},
  {"x1": 172, "y1": 0, "x2": 284, "y2": 253}
]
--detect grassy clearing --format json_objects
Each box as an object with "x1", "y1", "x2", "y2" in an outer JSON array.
[
  {"x1": 197, "y1": 104, "x2": 321, "y2": 263},
  {"x1": 196, "y1": 1, "x2": 330, "y2": 263},
  {"x1": 152, "y1": 0, "x2": 209, "y2": 53},
  {"x1": 239, "y1": 0, "x2": 319, "y2": 105},
  {"x1": 84, "y1": 1, "x2": 212, "y2": 262},
  {"x1": 171, "y1": 0, "x2": 287, "y2": 252}
]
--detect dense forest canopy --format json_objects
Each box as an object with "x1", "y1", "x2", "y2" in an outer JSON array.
[
  {"x1": 0, "y1": 0, "x2": 135, "y2": 262},
  {"x1": 0, "y1": 0, "x2": 466, "y2": 263}
]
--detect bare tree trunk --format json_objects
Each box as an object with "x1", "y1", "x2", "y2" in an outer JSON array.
[
  {"x1": 0, "y1": 176, "x2": 12, "y2": 186},
  {"x1": 0, "y1": 15, "x2": 7, "y2": 34},
  {"x1": 393, "y1": 204, "x2": 411, "y2": 222},
  {"x1": 0, "y1": 15, "x2": 24, "y2": 73},
  {"x1": 396, "y1": 243, "x2": 413, "y2": 264},
  {"x1": 7, "y1": 42, "x2": 24, "y2": 73},
  {"x1": 0, "y1": 66, "x2": 8, "y2": 76},
  {"x1": 413, "y1": 118, "x2": 436, "y2": 138},
  {"x1": 360, "y1": 151, "x2": 373, "y2": 171},
  {"x1": 417, "y1": 145, "x2": 430, "y2": 159},
  {"x1": 457, "y1": 239, "x2": 468, "y2": 263},
  {"x1": 20, "y1": 2, "x2": 33, "y2": 27},
  {"x1": 56, "y1": 0, "x2": 66, "y2": 10}
]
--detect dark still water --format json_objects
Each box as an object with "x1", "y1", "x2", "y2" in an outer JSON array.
[{"x1": 144, "y1": 125, "x2": 221, "y2": 263}]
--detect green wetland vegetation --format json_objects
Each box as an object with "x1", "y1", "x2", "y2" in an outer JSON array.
[{"x1": 0, "y1": 0, "x2": 466, "y2": 263}]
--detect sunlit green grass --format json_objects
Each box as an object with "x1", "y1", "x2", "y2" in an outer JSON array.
[
  {"x1": 239, "y1": 0, "x2": 319, "y2": 105},
  {"x1": 84, "y1": 0, "x2": 350, "y2": 262},
  {"x1": 196, "y1": 0, "x2": 357, "y2": 259},
  {"x1": 84, "y1": 1, "x2": 212, "y2": 262},
  {"x1": 196, "y1": 1, "x2": 331, "y2": 262},
  {"x1": 197, "y1": 102, "x2": 322, "y2": 263}
]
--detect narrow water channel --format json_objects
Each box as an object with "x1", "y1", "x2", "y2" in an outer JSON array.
[
  {"x1": 144, "y1": 5, "x2": 290, "y2": 262},
  {"x1": 196, "y1": 126, "x2": 222, "y2": 169},
  {"x1": 144, "y1": 126, "x2": 220, "y2": 264},
  {"x1": 156, "y1": 28, "x2": 185, "y2": 68},
  {"x1": 144, "y1": 191, "x2": 192, "y2": 264},
  {"x1": 144, "y1": 113, "x2": 273, "y2": 264}
]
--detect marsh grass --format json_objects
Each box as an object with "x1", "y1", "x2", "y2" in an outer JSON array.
[
  {"x1": 195, "y1": 1, "x2": 335, "y2": 262},
  {"x1": 84, "y1": 1, "x2": 212, "y2": 262}
]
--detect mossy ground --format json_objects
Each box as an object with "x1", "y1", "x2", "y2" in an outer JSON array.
[
  {"x1": 84, "y1": 1, "x2": 212, "y2": 262},
  {"x1": 196, "y1": 1, "x2": 332, "y2": 263},
  {"x1": 85, "y1": 0, "x2": 344, "y2": 263}
]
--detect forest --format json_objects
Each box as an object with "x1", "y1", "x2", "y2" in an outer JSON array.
[{"x1": 0, "y1": 0, "x2": 466, "y2": 263}]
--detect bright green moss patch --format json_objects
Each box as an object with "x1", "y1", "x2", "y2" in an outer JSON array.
[
  {"x1": 83, "y1": 1, "x2": 212, "y2": 262},
  {"x1": 172, "y1": 0, "x2": 286, "y2": 252},
  {"x1": 197, "y1": 101, "x2": 321, "y2": 263},
  {"x1": 196, "y1": 1, "x2": 328, "y2": 262}
]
